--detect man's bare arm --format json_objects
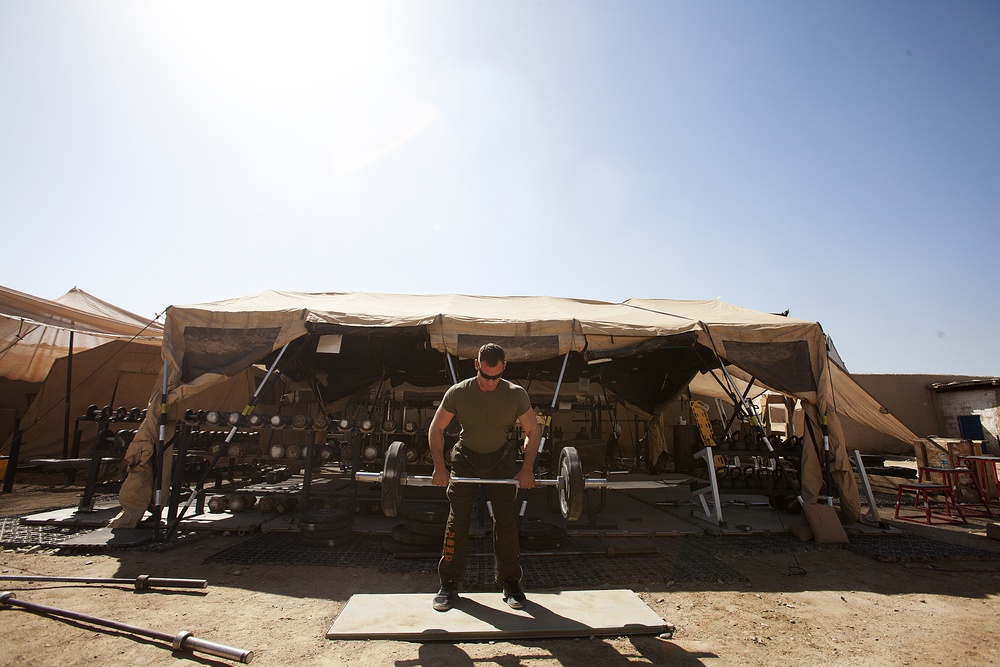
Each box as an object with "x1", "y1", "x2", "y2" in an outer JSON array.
[
  {"x1": 428, "y1": 406, "x2": 455, "y2": 486},
  {"x1": 514, "y1": 408, "x2": 541, "y2": 489}
]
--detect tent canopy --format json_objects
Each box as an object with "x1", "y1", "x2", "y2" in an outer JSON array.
[
  {"x1": 0, "y1": 285, "x2": 163, "y2": 383},
  {"x1": 161, "y1": 291, "x2": 913, "y2": 442},
  {"x1": 163, "y1": 292, "x2": 809, "y2": 412}
]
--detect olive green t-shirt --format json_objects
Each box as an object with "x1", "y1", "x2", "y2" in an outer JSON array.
[{"x1": 441, "y1": 377, "x2": 532, "y2": 454}]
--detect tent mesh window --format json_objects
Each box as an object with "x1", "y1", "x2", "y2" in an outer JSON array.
[
  {"x1": 721, "y1": 340, "x2": 816, "y2": 394},
  {"x1": 181, "y1": 327, "x2": 281, "y2": 381}
]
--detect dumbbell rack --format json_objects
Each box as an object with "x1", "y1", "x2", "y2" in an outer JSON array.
[
  {"x1": 163, "y1": 413, "x2": 429, "y2": 525},
  {"x1": 74, "y1": 407, "x2": 146, "y2": 512},
  {"x1": 166, "y1": 419, "x2": 321, "y2": 524},
  {"x1": 690, "y1": 447, "x2": 800, "y2": 527}
]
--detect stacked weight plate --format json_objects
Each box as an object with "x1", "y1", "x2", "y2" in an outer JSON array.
[
  {"x1": 298, "y1": 508, "x2": 354, "y2": 547},
  {"x1": 382, "y1": 502, "x2": 448, "y2": 555},
  {"x1": 518, "y1": 521, "x2": 567, "y2": 550}
]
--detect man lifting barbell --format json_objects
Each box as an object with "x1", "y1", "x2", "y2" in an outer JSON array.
[{"x1": 428, "y1": 343, "x2": 541, "y2": 612}]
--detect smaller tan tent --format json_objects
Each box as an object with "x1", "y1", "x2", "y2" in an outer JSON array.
[
  {"x1": 0, "y1": 286, "x2": 162, "y2": 384},
  {"x1": 15, "y1": 339, "x2": 162, "y2": 461},
  {"x1": 15, "y1": 340, "x2": 264, "y2": 462},
  {"x1": 1, "y1": 286, "x2": 165, "y2": 459}
]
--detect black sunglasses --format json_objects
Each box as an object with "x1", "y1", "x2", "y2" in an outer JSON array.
[{"x1": 478, "y1": 368, "x2": 503, "y2": 381}]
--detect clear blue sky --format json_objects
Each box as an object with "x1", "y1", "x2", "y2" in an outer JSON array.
[{"x1": 2, "y1": 1, "x2": 997, "y2": 376}]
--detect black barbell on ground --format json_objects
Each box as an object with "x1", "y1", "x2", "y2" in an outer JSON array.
[{"x1": 355, "y1": 441, "x2": 607, "y2": 521}]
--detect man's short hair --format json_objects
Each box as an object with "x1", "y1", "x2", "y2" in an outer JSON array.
[{"x1": 478, "y1": 343, "x2": 506, "y2": 366}]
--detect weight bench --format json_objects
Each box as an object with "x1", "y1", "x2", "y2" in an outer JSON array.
[
  {"x1": 894, "y1": 482, "x2": 967, "y2": 525},
  {"x1": 25, "y1": 458, "x2": 118, "y2": 470}
]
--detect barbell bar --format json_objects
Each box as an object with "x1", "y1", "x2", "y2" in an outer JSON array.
[
  {"x1": 355, "y1": 441, "x2": 607, "y2": 521},
  {"x1": 0, "y1": 574, "x2": 208, "y2": 590},
  {"x1": 0, "y1": 592, "x2": 253, "y2": 663}
]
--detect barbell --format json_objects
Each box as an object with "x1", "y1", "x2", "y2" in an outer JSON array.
[
  {"x1": 0, "y1": 574, "x2": 208, "y2": 590},
  {"x1": 0, "y1": 592, "x2": 253, "y2": 664},
  {"x1": 355, "y1": 441, "x2": 607, "y2": 521}
]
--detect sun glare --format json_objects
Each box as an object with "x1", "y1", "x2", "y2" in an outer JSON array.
[
  {"x1": 330, "y1": 95, "x2": 440, "y2": 178},
  {"x1": 149, "y1": 1, "x2": 388, "y2": 97},
  {"x1": 144, "y1": 1, "x2": 438, "y2": 176}
]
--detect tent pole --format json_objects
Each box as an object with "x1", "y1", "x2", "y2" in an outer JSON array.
[
  {"x1": 705, "y1": 368, "x2": 757, "y2": 435},
  {"x1": 2, "y1": 426, "x2": 22, "y2": 493},
  {"x1": 165, "y1": 341, "x2": 292, "y2": 539},
  {"x1": 601, "y1": 382, "x2": 623, "y2": 466},
  {"x1": 152, "y1": 360, "x2": 168, "y2": 540},
  {"x1": 821, "y1": 340, "x2": 838, "y2": 506},
  {"x1": 445, "y1": 352, "x2": 458, "y2": 384},
  {"x1": 538, "y1": 351, "x2": 571, "y2": 457},
  {"x1": 550, "y1": 351, "x2": 570, "y2": 410},
  {"x1": 820, "y1": 414, "x2": 833, "y2": 506},
  {"x1": 62, "y1": 331, "x2": 74, "y2": 460}
]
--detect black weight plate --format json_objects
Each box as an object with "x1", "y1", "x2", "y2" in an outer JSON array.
[
  {"x1": 391, "y1": 523, "x2": 442, "y2": 547},
  {"x1": 299, "y1": 518, "x2": 350, "y2": 531},
  {"x1": 300, "y1": 508, "x2": 350, "y2": 524},
  {"x1": 520, "y1": 538, "x2": 563, "y2": 551},
  {"x1": 381, "y1": 536, "x2": 439, "y2": 555},
  {"x1": 559, "y1": 446, "x2": 585, "y2": 521},
  {"x1": 298, "y1": 520, "x2": 351, "y2": 532},
  {"x1": 382, "y1": 441, "x2": 406, "y2": 518},
  {"x1": 398, "y1": 502, "x2": 449, "y2": 524},
  {"x1": 520, "y1": 531, "x2": 567, "y2": 544},
  {"x1": 300, "y1": 527, "x2": 354, "y2": 541},
  {"x1": 300, "y1": 534, "x2": 356, "y2": 548},
  {"x1": 518, "y1": 522, "x2": 565, "y2": 539},
  {"x1": 404, "y1": 518, "x2": 447, "y2": 538}
]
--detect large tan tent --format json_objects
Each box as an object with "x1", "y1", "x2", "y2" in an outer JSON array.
[{"x1": 111, "y1": 291, "x2": 919, "y2": 527}]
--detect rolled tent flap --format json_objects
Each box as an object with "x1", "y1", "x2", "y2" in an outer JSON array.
[
  {"x1": 108, "y1": 366, "x2": 266, "y2": 528},
  {"x1": 799, "y1": 404, "x2": 862, "y2": 524}
]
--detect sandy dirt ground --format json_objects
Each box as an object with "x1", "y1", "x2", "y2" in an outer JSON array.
[{"x1": 1, "y1": 477, "x2": 999, "y2": 667}]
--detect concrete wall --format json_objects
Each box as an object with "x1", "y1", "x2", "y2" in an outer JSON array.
[
  {"x1": 934, "y1": 386, "x2": 1000, "y2": 451},
  {"x1": 841, "y1": 374, "x2": 995, "y2": 455}
]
